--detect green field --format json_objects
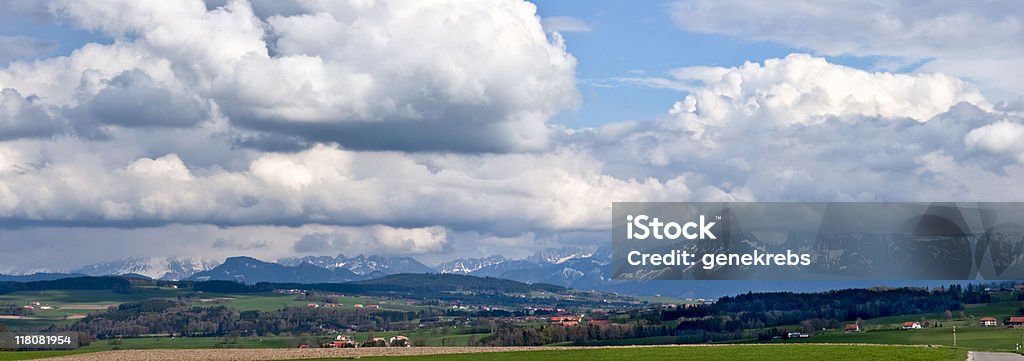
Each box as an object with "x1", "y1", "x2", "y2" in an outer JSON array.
[
  {"x1": 0, "y1": 344, "x2": 970, "y2": 361},
  {"x1": 0, "y1": 350, "x2": 92, "y2": 361},
  {"x1": 0, "y1": 288, "x2": 191, "y2": 330},
  {"x1": 857, "y1": 293, "x2": 1022, "y2": 331},
  {"x1": 348, "y1": 329, "x2": 491, "y2": 346},
  {"x1": 778, "y1": 327, "x2": 1024, "y2": 351},
  {"x1": 293, "y1": 345, "x2": 967, "y2": 361},
  {"x1": 0, "y1": 336, "x2": 292, "y2": 360},
  {"x1": 0, "y1": 329, "x2": 492, "y2": 360},
  {"x1": 861, "y1": 303, "x2": 1022, "y2": 330}
]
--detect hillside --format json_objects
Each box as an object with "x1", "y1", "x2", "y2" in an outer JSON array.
[{"x1": 350, "y1": 273, "x2": 565, "y2": 293}]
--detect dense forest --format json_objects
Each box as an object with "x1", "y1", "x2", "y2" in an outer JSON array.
[
  {"x1": 0, "y1": 277, "x2": 132, "y2": 295},
  {"x1": 478, "y1": 321, "x2": 679, "y2": 346},
  {"x1": 658, "y1": 286, "x2": 973, "y2": 337}
]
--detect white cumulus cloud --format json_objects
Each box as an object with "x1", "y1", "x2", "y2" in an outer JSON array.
[
  {"x1": 964, "y1": 120, "x2": 1024, "y2": 162},
  {"x1": 669, "y1": 0, "x2": 1024, "y2": 99},
  {"x1": 663, "y1": 54, "x2": 989, "y2": 137}
]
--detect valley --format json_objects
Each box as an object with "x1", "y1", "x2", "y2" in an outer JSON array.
[{"x1": 1, "y1": 274, "x2": 1023, "y2": 360}]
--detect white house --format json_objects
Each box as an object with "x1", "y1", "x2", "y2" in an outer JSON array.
[
  {"x1": 389, "y1": 335, "x2": 411, "y2": 347},
  {"x1": 980, "y1": 317, "x2": 998, "y2": 327},
  {"x1": 902, "y1": 321, "x2": 922, "y2": 330}
]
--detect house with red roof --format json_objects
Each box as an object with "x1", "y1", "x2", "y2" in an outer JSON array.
[{"x1": 1007, "y1": 316, "x2": 1024, "y2": 327}]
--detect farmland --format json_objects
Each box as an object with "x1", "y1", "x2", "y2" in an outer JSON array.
[
  {"x1": 3, "y1": 278, "x2": 1024, "y2": 361},
  {"x1": 0, "y1": 344, "x2": 968, "y2": 361},
  {"x1": 0, "y1": 288, "x2": 188, "y2": 330},
  {"x1": 308, "y1": 345, "x2": 968, "y2": 361},
  {"x1": 776, "y1": 327, "x2": 1022, "y2": 351},
  {"x1": 0, "y1": 286, "x2": 427, "y2": 332},
  {"x1": 0, "y1": 331, "x2": 493, "y2": 360}
]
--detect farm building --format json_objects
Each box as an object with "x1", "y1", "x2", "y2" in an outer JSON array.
[
  {"x1": 323, "y1": 335, "x2": 356, "y2": 348},
  {"x1": 389, "y1": 335, "x2": 410, "y2": 347},
  {"x1": 980, "y1": 317, "x2": 998, "y2": 327},
  {"x1": 1008, "y1": 316, "x2": 1024, "y2": 327},
  {"x1": 550, "y1": 316, "x2": 580, "y2": 326}
]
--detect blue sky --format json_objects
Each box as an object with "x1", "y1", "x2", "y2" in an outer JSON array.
[
  {"x1": 539, "y1": 0, "x2": 796, "y2": 126},
  {"x1": 0, "y1": 8, "x2": 111, "y2": 59},
  {"x1": 534, "y1": 1, "x2": 893, "y2": 127}
]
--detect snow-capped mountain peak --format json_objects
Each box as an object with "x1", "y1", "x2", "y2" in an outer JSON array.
[
  {"x1": 277, "y1": 254, "x2": 433, "y2": 276},
  {"x1": 526, "y1": 246, "x2": 594, "y2": 265},
  {"x1": 436, "y1": 255, "x2": 508, "y2": 274},
  {"x1": 72, "y1": 257, "x2": 220, "y2": 280}
]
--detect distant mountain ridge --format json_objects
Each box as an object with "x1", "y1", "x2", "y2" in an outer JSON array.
[
  {"x1": 0, "y1": 273, "x2": 88, "y2": 282},
  {"x1": 436, "y1": 255, "x2": 508, "y2": 274},
  {"x1": 277, "y1": 253, "x2": 434, "y2": 277},
  {"x1": 442, "y1": 246, "x2": 608, "y2": 287},
  {"x1": 3, "y1": 244, "x2": 977, "y2": 298},
  {"x1": 525, "y1": 246, "x2": 595, "y2": 264},
  {"x1": 191, "y1": 248, "x2": 607, "y2": 285},
  {"x1": 73, "y1": 257, "x2": 219, "y2": 281},
  {"x1": 190, "y1": 256, "x2": 359, "y2": 283}
]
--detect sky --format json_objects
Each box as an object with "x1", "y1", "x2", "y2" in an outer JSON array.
[{"x1": 0, "y1": 0, "x2": 1023, "y2": 272}]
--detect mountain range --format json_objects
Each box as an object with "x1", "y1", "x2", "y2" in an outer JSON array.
[
  {"x1": 194, "y1": 246, "x2": 604, "y2": 286},
  {"x1": 28, "y1": 246, "x2": 611, "y2": 287},
  {"x1": 277, "y1": 254, "x2": 435, "y2": 277},
  {"x1": 4, "y1": 245, "x2": 972, "y2": 298},
  {"x1": 189, "y1": 246, "x2": 691, "y2": 296},
  {"x1": 72, "y1": 257, "x2": 220, "y2": 281},
  {"x1": 190, "y1": 256, "x2": 359, "y2": 283},
  {"x1": 436, "y1": 255, "x2": 509, "y2": 274}
]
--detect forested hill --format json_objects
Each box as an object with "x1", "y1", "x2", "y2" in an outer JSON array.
[
  {"x1": 1, "y1": 273, "x2": 564, "y2": 298},
  {"x1": 0, "y1": 276, "x2": 133, "y2": 295},
  {"x1": 190, "y1": 273, "x2": 566, "y2": 299},
  {"x1": 661, "y1": 286, "x2": 976, "y2": 333}
]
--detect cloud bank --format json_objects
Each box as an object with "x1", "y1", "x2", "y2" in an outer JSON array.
[{"x1": 1, "y1": 1, "x2": 1023, "y2": 271}]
